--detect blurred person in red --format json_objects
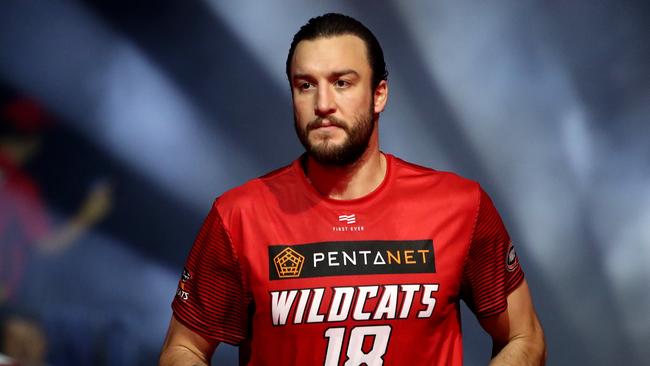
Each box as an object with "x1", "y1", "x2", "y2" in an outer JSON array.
[{"x1": 0, "y1": 90, "x2": 112, "y2": 304}]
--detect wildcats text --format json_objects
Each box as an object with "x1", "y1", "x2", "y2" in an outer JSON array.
[{"x1": 269, "y1": 284, "x2": 439, "y2": 326}]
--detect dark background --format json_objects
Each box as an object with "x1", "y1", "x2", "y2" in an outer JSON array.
[{"x1": 1, "y1": 0, "x2": 649, "y2": 365}]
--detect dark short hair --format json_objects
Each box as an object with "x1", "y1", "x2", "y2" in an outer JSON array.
[{"x1": 286, "y1": 13, "x2": 388, "y2": 90}]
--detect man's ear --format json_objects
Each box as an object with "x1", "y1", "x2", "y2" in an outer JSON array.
[{"x1": 373, "y1": 80, "x2": 388, "y2": 114}]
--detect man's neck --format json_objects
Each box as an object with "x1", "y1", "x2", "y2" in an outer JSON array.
[{"x1": 304, "y1": 146, "x2": 387, "y2": 200}]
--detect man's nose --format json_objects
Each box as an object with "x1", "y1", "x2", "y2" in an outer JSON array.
[{"x1": 315, "y1": 85, "x2": 336, "y2": 117}]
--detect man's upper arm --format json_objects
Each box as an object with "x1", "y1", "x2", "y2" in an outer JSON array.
[
  {"x1": 159, "y1": 315, "x2": 219, "y2": 365},
  {"x1": 478, "y1": 279, "x2": 546, "y2": 360}
]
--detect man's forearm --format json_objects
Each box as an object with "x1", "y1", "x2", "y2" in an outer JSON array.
[
  {"x1": 489, "y1": 335, "x2": 546, "y2": 366},
  {"x1": 159, "y1": 346, "x2": 209, "y2": 366}
]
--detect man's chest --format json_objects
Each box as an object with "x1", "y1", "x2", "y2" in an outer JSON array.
[{"x1": 230, "y1": 200, "x2": 476, "y2": 328}]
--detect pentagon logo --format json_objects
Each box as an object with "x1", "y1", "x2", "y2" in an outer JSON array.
[{"x1": 273, "y1": 247, "x2": 305, "y2": 279}]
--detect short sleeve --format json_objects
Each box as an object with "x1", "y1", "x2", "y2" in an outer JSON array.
[
  {"x1": 461, "y1": 187, "x2": 524, "y2": 318},
  {"x1": 171, "y1": 200, "x2": 249, "y2": 344}
]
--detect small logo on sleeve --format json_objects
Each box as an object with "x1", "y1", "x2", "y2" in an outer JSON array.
[
  {"x1": 506, "y1": 242, "x2": 519, "y2": 272},
  {"x1": 175, "y1": 268, "x2": 191, "y2": 300},
  {"x1": 181, "y1": 269, "x2": 191, "y2": 282}
]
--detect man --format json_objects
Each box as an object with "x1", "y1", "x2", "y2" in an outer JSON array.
[{"x1": 160, "y1": 13, "x2": 546, "y2": 365}]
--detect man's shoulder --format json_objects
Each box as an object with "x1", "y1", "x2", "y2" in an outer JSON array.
[
  {"x1": 391, "y1": 155, "x2": 479, "y2": 193},
  {"x1": 215, "y1": 160, "x2": 297, "y2": 212}
]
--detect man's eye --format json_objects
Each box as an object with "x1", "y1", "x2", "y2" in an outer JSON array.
[
  {"x1": 335, "y1": 80, "x2": 350, "y2": 88},
  {"x1": 299, "y1": 82, "x2": 313, "y2": 90}
]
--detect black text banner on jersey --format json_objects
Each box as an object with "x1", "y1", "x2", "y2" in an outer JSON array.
[{"x1": 269, "y1": 240, "x2": 436, "y2": 280}]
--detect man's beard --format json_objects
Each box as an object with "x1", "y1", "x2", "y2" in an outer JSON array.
[{"x1": 294, "y1": 105, "x2": 375, "y2": 167}]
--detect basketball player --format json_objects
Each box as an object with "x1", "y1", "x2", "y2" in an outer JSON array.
[{"x1": 159, "y1": 13, "x2": 546, "y2": 366}]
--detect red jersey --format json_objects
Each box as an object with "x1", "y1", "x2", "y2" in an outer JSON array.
[
  {"x1": 172, "y1": 153, "x2": 524, "y2": 365},
  {"x1": 0, "y1": 153, "x2": 50, "y2": 301}
]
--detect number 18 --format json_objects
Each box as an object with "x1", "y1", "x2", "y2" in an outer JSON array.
[{"x1": 323, "y1": 325, "x2": 392, "y2": 366}]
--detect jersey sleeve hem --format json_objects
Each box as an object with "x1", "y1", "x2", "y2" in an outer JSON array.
[
  {"x1": 172, "y1": 302, "x2": 245, "y2": 346},
  {"x1": 473, "y1": 270, "x2": 525, "y2": 319}
]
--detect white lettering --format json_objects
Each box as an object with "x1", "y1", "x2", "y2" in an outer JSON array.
[
  {"x1": 270, "y1": 283, "x2": 440, "y2": 326},
  {"x1": 373, "y1": 251, "x2": 386, "y2": 265},
  {"x1": 417, "y1": 284, "x2": 439, "y2": 318},
  {"x1": 293, "y1": 289, "x2": 311, "y2": 324},
  {"x1": 399, "y1": 284, "x2": 420, "y2": 318},
  {"x1": 359, "y1": 251, "x2": 371, "y2": 265},
  {"x1": 176, "y1": 288, "x2": 189, "y2": 301},
  {"x1": 327, "y1": 287, "x2": 355, "y2": 322},
  {"x1": 353, "y1": 286, "x2": 378, "y2": 321},
  {"x1": 313, "y1": 253, "x2": 325, "y2": 267},
  {"x1": 307, "y1": 288, "x2": 325, "y2": 323},
  {"x1": 270, "y1": 290, "x2": 298, "y2": 325},
  {"x1": 346, "y1": 325, "x2": 391, "y2": 366},
  {"x1": 342, "y1": 251, "x2": 357, "y2": 266},
  {"x1": 328, "y1": 251, "x2": 339, "y2": 266},
  {"x1": 323, "y1": 327, "x2": 345, "y2": 365},
  {"x1": 373, "y1": 285, "x2": 398, "y2": 319}
]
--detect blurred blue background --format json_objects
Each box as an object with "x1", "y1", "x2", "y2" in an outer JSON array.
[{"x1": 0, "y1": 0, "x2": 648, "y2": 365}]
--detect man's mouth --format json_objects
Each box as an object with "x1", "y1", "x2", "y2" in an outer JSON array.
[{"x1": 308, "y1": 117, "x2": 346, "y2": 131}]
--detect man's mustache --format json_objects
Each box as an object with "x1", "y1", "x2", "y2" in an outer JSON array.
[{"x1": 306, "y1": 117, "x2": 348, "y2": 132}]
